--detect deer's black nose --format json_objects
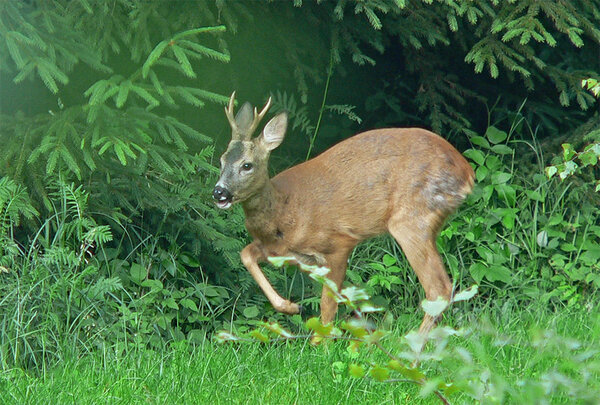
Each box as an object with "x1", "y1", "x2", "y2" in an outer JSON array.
[{"x1": 212, "y1": 186, "x2": 232, "y2": 202}]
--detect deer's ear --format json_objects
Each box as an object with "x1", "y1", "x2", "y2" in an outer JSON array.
[
  {"x1": 235, "y1": 102, "x2": 254, "y2": 131},
  {"x1": 261, "y1": 112, "x2": 287, "y2": 151}
]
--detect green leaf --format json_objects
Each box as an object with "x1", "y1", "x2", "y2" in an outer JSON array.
[
  {"x1": 476, "y1": 165, "x2": 489, "y2": 181},
  {"x1": 180, "y1": 298, "x2": 198, "y2": 312},
  {"x1": 370, "y1": 366, "x2": 390, "y2": 382},
  {"x1": 341, "y1": 319, "x2": 369, "y2": 338},
  {"x1": 562, "y1": 143, "x2": 575, "y2": 161},
  {"x1": 546, "y1": 165, "x2": 558, "y2": 179},
  {"x1": 164, "y1": 297, "x2": 179, "y2": 310},
  {"x1": 262, "y1": 322, "x2": 294, "y2": 338},
  {"x1": 559, "y1": 160, "x2": 578, "y2": 180},
  {"x1": 178, "y1": 253, "x2": 200, "y2": 267},
  {"x1": 5, "y1": 34, "x2": 26, "y2": 68},
  {"x1": 404, "y1": 330, "x2": 426, "y2": 353},
  {"x1": 349, "y1": 364, "x2": 365, "y2": 378},
  {"x1": 464, "y1": 149, "x2": 485, "y2": 166},
  {"x1": 469, "y1": 262, "x2": 487, "y2": 283},
  {"x1": 482, "y1": 184, "x2": 494, "y2": 202},
  {"x1": 476, "y1": 246, "x2": 493, "y2": 262},
  {"x1": 359, "y1": 303, "x2": 383, "y2": 313},
  {"x1": 268, "y1": 256, "x2": 299, "y2": 267},
  {"x1": 243, "y1": 305, "x2": 260, "y2": 319},
  {"x1": 388, "y1": 360, "x2": 425, "y2": 380},
  {"x1": 491, "y1": 172, "x2": 511, "y2": 184},
  {"x1": 526, "y1": 190, "x2": 543, "y2": 202},
  {"x1": 484, "y1": 156, "x2": 502, "y2": 173},
  {"x1": 453, "y1": 285, "x2": 478, "y2": 302},
  {"x1": 306, "y1": 317, "x2": 332, "y2": 336},
  {"x1": 486, "y1": 126, "x2": 508, "y2": 144},
  {"x1": 387, "y1": 359, "x2": 407, "y2": 373},
  {"x1": 485, "y1": 265, "x2": 512, "y2": 283},
  {"x1": 495, "y1": 184, "x2": 516, "y2": 205},
  {"x1": 369, "y1": 262, "x2": 386, "y2": 272},
  {"x1": 491, "y1": 144, "x2": 513, "y2": 155},
  {"x1": 421, "y1": 297, "x2": 449, "y2": 317},
  {"x1": 579, "y1": 150, "x2": 598, "y2": 166},
  {"x1": 560, "y1": 243, "x2": 577, "y2": 252},
  {"x1": 250, "y1": 330, "x2": 270, "y2": 343},
  {"x1": 447, "y1": 14, "x2": 458, "y2": 31},
  {"x1": 130, "y1": 263, "x2": 146, "y2": 282},
  {"x1": 581, "y1": 248, "x2": 600, "y2": 265},
  {"x1": 141, "y1": 279, "x2": 163, "y2": 291},
  {"x1": 500, "y1": 208, "x2": 518, "y2": 229},
  {"x1": 470, "y1": 135, "x2": 490, "y2": 149},
  {"x1": 340, "y1": 286, "x2": 370, "y2": 303},
  {"x1": 13, "y1": 62, "x2": 36, "y2": 83},
  {"x1": 97, "y1": 139, "x2": 112, "y2": 155},
  {"x1": 382, "y1": 254, "x2": 396, "y2": 267},
  {"x1": 536, "y1": 231, "x2": 549, "y2": 247}
]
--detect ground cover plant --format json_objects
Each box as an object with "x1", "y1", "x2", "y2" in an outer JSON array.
[{"x1": 1, "y1": 0, "x2": 599, "y2": 403}]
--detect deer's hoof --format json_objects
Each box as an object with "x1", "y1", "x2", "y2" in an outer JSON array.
[
  {"x1": 275, "y1": 300, "x2": 301, "y2": 315},
  {"x1": 286, "y1": 301, "x2": 301, "y2": 315}
]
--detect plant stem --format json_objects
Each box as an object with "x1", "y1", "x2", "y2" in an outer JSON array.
[
  {"x1": 385, "y1": 379, "x2": 450, "y2": 405},
  {"x1": 306, "y1": 51, "x2": 334, "y2": 160}
]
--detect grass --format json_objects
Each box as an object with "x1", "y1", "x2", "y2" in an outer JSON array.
[
  {"x1": 1, "y1": 304, "x2": 598, "y2": 404},
  {"x1": 0, "y1": 335, "x2": 416, "y2": 404}
]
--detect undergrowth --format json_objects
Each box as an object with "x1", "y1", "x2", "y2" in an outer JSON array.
[{"x1": 1, "y1": 114, "x2": 599, "y2": 372}]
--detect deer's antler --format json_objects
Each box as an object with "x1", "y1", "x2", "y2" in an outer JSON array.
[{"x1": 224, "y1": 91, "x2": 272, "y2": 140}]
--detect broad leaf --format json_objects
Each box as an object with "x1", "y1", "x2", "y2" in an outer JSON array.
[
  {"x1": 421, "y1": 296, "x2": 449, "y2": 317},
  {"x1": 453, "y1": 285, "x2": 478, "y2": 302}
]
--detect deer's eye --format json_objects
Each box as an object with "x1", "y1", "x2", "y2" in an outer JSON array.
[{"x1": 241, "y1": 162, "x2": 253, "y2": 171}]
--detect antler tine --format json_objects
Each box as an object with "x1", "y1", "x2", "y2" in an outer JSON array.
[
  {"x1": 247, "y1": 97, "x2": 273, "y2": 137},
  {"x1": 224, "y1": 91, "x2": 239, "y2": 135}
]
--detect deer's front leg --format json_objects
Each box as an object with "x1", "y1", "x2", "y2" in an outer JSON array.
[{"x1": 240, "y1": 243, "x2": 300, "y2": 315}]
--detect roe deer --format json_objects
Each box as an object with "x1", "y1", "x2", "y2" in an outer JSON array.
[{"x1": 213, "y1": 92, "x2": 474, "y2": 335}]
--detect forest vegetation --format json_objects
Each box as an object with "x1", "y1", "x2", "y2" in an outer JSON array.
[{"x1": 1, "y1": 0, "x2": 599, "y2": 402}]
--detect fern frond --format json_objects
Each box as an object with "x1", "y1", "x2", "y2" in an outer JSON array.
[{"x1": 325, "y1": 104, "x2": 362, "y2": 124}]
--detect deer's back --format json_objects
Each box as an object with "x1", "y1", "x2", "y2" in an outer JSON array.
[{"x1": 271, "y1": 128, "x2": 474, "y2": 243}]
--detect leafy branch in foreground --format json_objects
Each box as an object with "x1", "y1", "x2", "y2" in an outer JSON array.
[
  {"x1": 546, "y1": 78, "x2": 600, "y2": 191},
  {"x1": 217, "y1": 256, "x2": 478, "y2": 404},
  {"x1": 216, "y1": 257, "x2": 599, "y2": 403}
]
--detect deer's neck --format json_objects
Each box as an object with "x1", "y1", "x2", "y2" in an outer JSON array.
[{"x1": 242, "y1": 181, "x2": 280, "y2": 239}]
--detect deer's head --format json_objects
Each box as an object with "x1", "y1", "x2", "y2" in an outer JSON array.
[{"x1": 213, "y1": 92, "x2": 288, "y2": 209}]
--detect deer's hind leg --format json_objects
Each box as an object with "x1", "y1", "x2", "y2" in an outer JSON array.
[{"x1": 387, "y1": 212, "x2": 452, "y2": 336}]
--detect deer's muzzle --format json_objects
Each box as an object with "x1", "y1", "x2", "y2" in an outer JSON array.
[{"x1": 213, "y1": 185, "x2": 233, "y2": 209}]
